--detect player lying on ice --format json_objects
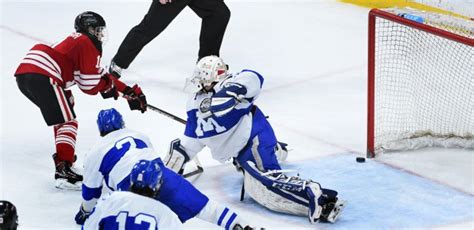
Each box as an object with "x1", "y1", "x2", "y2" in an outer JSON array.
[
  {"x1": 75, "y1": 108, "x2": 259, "y2": 230},
  {"x1": 164, "y1": 56, "x2": 345, "y2": 223}
]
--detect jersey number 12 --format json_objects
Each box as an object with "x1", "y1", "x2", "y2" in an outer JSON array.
[{"x1": 115, "y1": 211, "x2": 157, "y2": 229}]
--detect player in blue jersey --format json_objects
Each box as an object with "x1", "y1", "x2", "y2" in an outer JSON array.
[
  {"x1": 83, "y1": 160, "x2": 182, "y2": 229},
  {"x1": 75, "y1": 108, "x2": 256, "y2": 230},
  {"x1": 164, "y1": 56, "x2": 344, "y2": 224}
]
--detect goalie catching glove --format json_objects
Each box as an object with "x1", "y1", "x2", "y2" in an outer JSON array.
[{"x1": 210, "y1": 82, "x2": 247, "y2": 117}]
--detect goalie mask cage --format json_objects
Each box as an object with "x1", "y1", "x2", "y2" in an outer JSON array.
[{"x1": 367, "y1": 9, "x2": 474, "y2": 158}]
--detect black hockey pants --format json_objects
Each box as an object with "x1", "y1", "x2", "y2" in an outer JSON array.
[
  {"x1": 112, "y1": 0, "x2": 231, "y2": 69},
  {"x1": 16, "y1": 74, "x2": 76, "y2": 126}
]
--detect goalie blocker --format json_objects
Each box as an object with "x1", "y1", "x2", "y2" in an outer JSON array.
[{"x1": 164, "y1": 139, "x2": 190, "y2": 174}]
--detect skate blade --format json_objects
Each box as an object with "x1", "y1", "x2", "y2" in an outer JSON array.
[
  {"x1": 55, "y1": 179, "x2": 82, "y2": 191},
  {"x1": 326, "y1": 200, "x2": 346, "y2": 223}
]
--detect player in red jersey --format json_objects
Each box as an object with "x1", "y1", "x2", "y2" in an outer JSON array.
[{"x1": 14, "y1": 11, "x2": 147, "y2": 190}]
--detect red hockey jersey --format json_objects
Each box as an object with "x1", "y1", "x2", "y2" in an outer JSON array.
[{"x1": 15, "y1": 32, "x2": 106, "y2": 95}]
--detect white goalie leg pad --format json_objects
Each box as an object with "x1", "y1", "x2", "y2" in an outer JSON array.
[
  {"x1": 164, "y1": 139, "x2": 190, "y2": 174},
  {"x1": 242, "y1": 161, "x2": 311, "y2": 216}
]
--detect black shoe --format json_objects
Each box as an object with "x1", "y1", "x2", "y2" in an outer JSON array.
[{"x1": 55, "y1": 161, "x2": 83, "y2": 184}]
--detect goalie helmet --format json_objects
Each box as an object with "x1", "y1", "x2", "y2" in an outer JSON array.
[
  {"x1": 74, "y1": 11, "x2": 107, "y2": 43},
  {"x1": 97, "y1": 108, "x2": 125, "y2": 136},
  {"x1": 184, "y1": 55, "x2": 228, "y2": 93},
  {"x1": 130, "y1": 159, "x2": 163, "y2": 198},
  {"x1": 0, "y1": 200, "x2": 18, "y2": 230}
]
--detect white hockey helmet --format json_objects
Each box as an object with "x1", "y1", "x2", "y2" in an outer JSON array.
[{"x1": 184, "y1": 55, "x2": 228, "y2": 93}]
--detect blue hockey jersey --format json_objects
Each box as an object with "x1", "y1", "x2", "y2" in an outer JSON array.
[
  {"x1": 81, "y1": 128, "x2": 208, "y2": 223},
  {"x1": 83, "y1": 191, "x2": 182, "y2": 229}
]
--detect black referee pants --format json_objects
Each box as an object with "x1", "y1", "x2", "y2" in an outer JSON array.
[{"x1": 113, "y1": 0, "x2": 230, "y2": 69}]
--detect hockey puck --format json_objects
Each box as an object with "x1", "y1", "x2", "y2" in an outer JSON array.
[{"x1": 356, "y1": 157, "x2": 366, "y2": 163}]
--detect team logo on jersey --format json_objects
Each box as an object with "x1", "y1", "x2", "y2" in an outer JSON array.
[{"x1": 199, "y1": 98, "x2": 211, "y2": 113}]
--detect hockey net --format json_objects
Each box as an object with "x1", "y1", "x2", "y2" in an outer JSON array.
[{"x1": 367, "y1": 8, "x2": 474, "y2": 157}]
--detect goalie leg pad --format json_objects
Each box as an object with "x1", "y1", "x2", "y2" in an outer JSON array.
[
  {"x1": 163, "y1": 139, "x2": 190, "y2": 174},
  {"x1": 241, "y1": 161, "x2": 324, "y2": 220}
]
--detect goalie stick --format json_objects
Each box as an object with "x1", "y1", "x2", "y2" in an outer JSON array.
[{"x1": 146, "y1": 104, "x2": 204, "y2": 178}]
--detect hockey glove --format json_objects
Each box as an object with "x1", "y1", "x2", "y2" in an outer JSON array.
[
  {"x1": 74, "y1": 205, "x2": 91, "y2": 225},
  {"x1": 108, "y1": 60, "x2": 122, "y2": 79},
  {"x1": 100, "y1": 74, "x2": 119, "y2": 100},
  {"x1": 210, "y1": 83, "x2": 247, "y2": 117},
  {"x1": 123, "y1": 84, "x2": 147, "y2": 113}
]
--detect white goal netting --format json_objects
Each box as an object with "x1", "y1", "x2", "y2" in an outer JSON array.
[{"x1": 371, "y1": 8, "x2": 474, "y2": 154}]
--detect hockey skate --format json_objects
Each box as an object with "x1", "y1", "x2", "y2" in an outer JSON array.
[
  {"x1": 53, "y1": 154, "x2": 83, "y2": 190},
  {"x1": 320, "y1": 198, "x2": 345, "y2": 223}
]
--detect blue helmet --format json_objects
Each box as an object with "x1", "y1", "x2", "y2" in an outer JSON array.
[
  {"x1": 97, "y1": 108, "x2": 125, "y2": 136},
  {"x1": 130, "y1": 159, "x2": 163, "y2": 194}
]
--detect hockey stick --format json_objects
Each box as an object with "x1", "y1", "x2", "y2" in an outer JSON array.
[
  {"x1": 146, "y1": 104, "x2": 204, "y2": 178},
  {"x1": 146, "y1": 104, "x2": 187, "y2": 124}
]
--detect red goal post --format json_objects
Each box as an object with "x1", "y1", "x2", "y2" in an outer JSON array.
[{"x1": 367, "y1": 9, "x2": 474, "y2": 158}]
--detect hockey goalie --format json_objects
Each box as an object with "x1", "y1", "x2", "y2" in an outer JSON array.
[{"x1": 165, "y1": 55, "x2": 345, "y2": 224}]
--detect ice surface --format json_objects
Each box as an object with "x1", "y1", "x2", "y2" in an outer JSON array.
[{"x1": 1, "y1": 0, "x2": 472, "y2": 229}]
